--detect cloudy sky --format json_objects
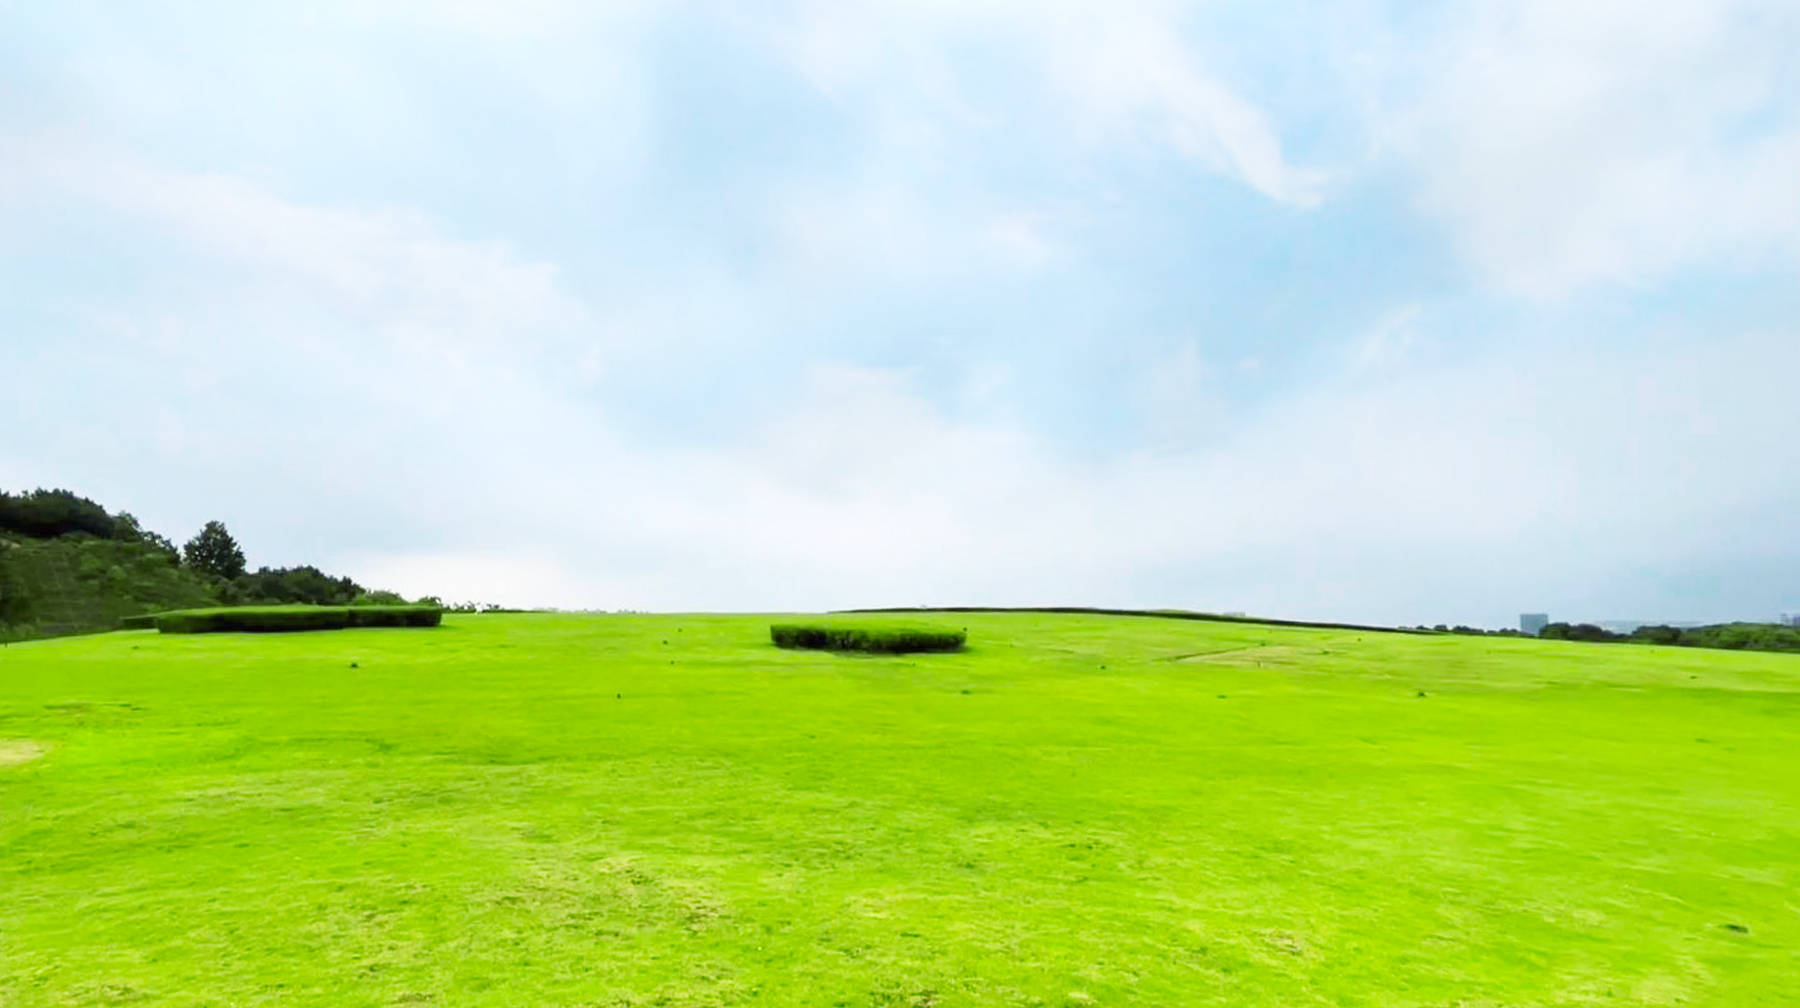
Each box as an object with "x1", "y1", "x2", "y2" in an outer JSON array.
[{"x1": 4, "y1": 1, "x2": 1797, "y2": 626}]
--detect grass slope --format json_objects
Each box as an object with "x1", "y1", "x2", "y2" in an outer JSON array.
[{"x1": 2, "y1": 612, "x2": 1797, "y2": 1006}]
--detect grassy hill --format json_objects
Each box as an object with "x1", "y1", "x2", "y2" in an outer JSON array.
[
  {"x1": 3, "y1": 612, "x2": 1798, "y2": 1005},
  {"x1": 0, "y1": 534, "x2": 218, "y2": 642}
]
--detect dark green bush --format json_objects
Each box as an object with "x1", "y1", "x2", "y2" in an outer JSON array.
[
  {"x1": 119, "y1": 614, "x2": 158, "y2": 630},
  {"x1": 771, "y1": 623, "x2": 965, "y2": 654},
  {"x1": 157, "y1": 606, "x2": 348, "y2": 633},
  {"x1": 1629, "y1": 624, "x2": 1682, "y2": 645},
  {"x1": 155, "y1": 605, "x2": 442, "y2": 633},
  {"x1": 1678, "y1": 622, "x2": 1800, "y2": 652},
  {"x1": 1539, "y1": 621, "x2": 1618, "y2": 642},
  {"x1": 346, "y1": 605, "x2": 443, "y2": 628}
]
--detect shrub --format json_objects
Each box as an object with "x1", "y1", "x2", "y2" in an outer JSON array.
[
  {"x1": 770, "y1": 622, "x2": 965, "y2": 654},
  {"x1": 119, "y1": 614, "x2": 158, "y2": 630},
  {"x1": 1539, "y1": 621, "x2": 1618, "y2": 642},
  {"x1": 1680, "y1": 622, "x2": 1800, "y2": 653},
  {"x1": 346, "y1": 605, "x2": 443, "y2": 628},
  {"x1": 157, "y1": 606, "x2": 349, "y2": 633},
  {"x1": 155, "y1": 605, "x2": 442, "y2": 633},
  {"x1": 1629, "y1": 624, "x2": 1682, "y2": 645}
]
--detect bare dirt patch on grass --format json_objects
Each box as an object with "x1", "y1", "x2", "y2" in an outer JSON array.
[
  {"x1": 0, "y1": 740, "x2": 47, "y2": 767},
  {"x1": 1168, "y1": 645, "x2": 1310, "y2": 665}
]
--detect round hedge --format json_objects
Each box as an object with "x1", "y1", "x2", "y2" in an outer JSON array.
[{"x1": 770, "y1": 623, "x2": 965, "y2": 654}]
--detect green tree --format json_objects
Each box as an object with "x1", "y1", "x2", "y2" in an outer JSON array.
[
  {"x1": 183, "y1": 521, "x2": 246, "y2": 580},
  {"x1": 113, "y1": 512, "x2": 180, "y2": 563}
]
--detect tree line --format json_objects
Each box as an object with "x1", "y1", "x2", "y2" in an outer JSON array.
[
  {"x1": 1537, "y1": 620, "x2": 1800, "y2": 653},
  {"x1": 1403, "y1": 616, "x2": 1800, "y2": 654}
]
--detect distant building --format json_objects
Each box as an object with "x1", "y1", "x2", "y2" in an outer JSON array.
[
  {"x1": 1519, "y1": 613, "x2": 1549, "y2": 636},
  {"x1": 1783, "y1": 613, "x2": 1800, "y2": 628}
]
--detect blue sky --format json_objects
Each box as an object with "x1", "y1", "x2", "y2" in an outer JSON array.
[{"x1": 3, "y1": 0, "x2": 1797, "y2": 625}]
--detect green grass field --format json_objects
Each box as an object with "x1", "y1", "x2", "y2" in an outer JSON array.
[{"x1": 3, "y1": 612, "x2": 1798, "y2": 1006}]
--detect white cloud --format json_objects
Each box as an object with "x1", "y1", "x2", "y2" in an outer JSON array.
[
  {"x1": 1387, "y1": 0, "x2": 1800, "y2": 296},
  {"x1": 772, "y1": 182, "x2": 1068, "y2": 280},
  {"x1": 1031, "y1": 4, "x2": 1329, "y2": 207},
  {"x1": 20, "y1": 138, "x2": 585, "y2": 347},
  {"x1": 1142, "y1": 340, "x2": 1227, "y2": 451},
  {"x1": 354, "y1": 550, "x2": 637, "y2": 611},
  {"x1": 9, "y1": 5, "x2": 1800, "y2": 630},
  {"x1": 340, "y1": 323, "x2": 1800, "y2": 623},
  {"x1": 763, "y1": 0, "x2": 1326, "y2": 207},
  {"x1": 14, "y1": 137, "x2": 1790, "y2": 622},
  {"x1": 322, "y1": 0, "x2": 658, "y2": 39},
  {"x1": 1351, "y1": 303, "x2": 1423, "y2": 371}
]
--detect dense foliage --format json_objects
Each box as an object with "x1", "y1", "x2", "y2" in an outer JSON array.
[
  {"x1": 155, "y1": 605, "x2": 443, "y2": 633},
  {"x1": 182, "y1": 520, "x2": 247, "y2": 580},
  {"x1": 0, "y1": 536, "x2": 218, "y2": 642},
  {"x1": 1539, "y1": 620, "x2": 1800, "y2": 652},
  {"x1": 230, "y1": 565, "x2": 368, "y2": 605},
  {"x1": 0, "y1": 488, "x2": 121, "y2": 539},
  {"x1": 0, "y1": 486, "x2": 432, "y2": 641},
  {"x1": 771, "y1": 622, "x2": 966, "y2": 653}
]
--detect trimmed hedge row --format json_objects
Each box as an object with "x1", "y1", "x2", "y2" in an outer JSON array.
[
  {"x1": 346, "y1": 606, "x2": 442, "y2": 628},
  {"x1": 119, "y1": 614, "x2": 158, "y2": 630},
  {"x1": 771, "y1": 623, "x2": 965, "y2": 654},
  {"x1": 154, "y1": 605, "x2": 443, "y2": 633}
]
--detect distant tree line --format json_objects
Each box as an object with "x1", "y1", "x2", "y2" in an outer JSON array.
[
  {"x1": 430, "y1": 600, "x2": 525, "y2": 613},
  {"x1": 1, "y1": 487, "x2": 420, "y2": 607},
  {"x1": 1405, "y1": 615, "x2": 1800, "y2": 655},
  {"x1": 1411, "y1": 624, "x2": 1530, "y2": 637},
  {"x1": 1537, "y1": 620, "x2": 1800, "y2": 653}
]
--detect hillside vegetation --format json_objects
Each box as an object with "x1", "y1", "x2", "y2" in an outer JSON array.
[
  {"x1": 0, "y1": 535, "x2": 216, "y2": 642},
  {"x1": 0, "y1": 488, "x2": 426, "y2": 642},
  {"x1": 3, "y1": 611, "x2": 1797, "y2": 1005}
]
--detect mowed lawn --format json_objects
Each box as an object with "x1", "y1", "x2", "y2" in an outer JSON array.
[{"x1": 3, "y1": 614, "x2": 1798, "y2": 1006}]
